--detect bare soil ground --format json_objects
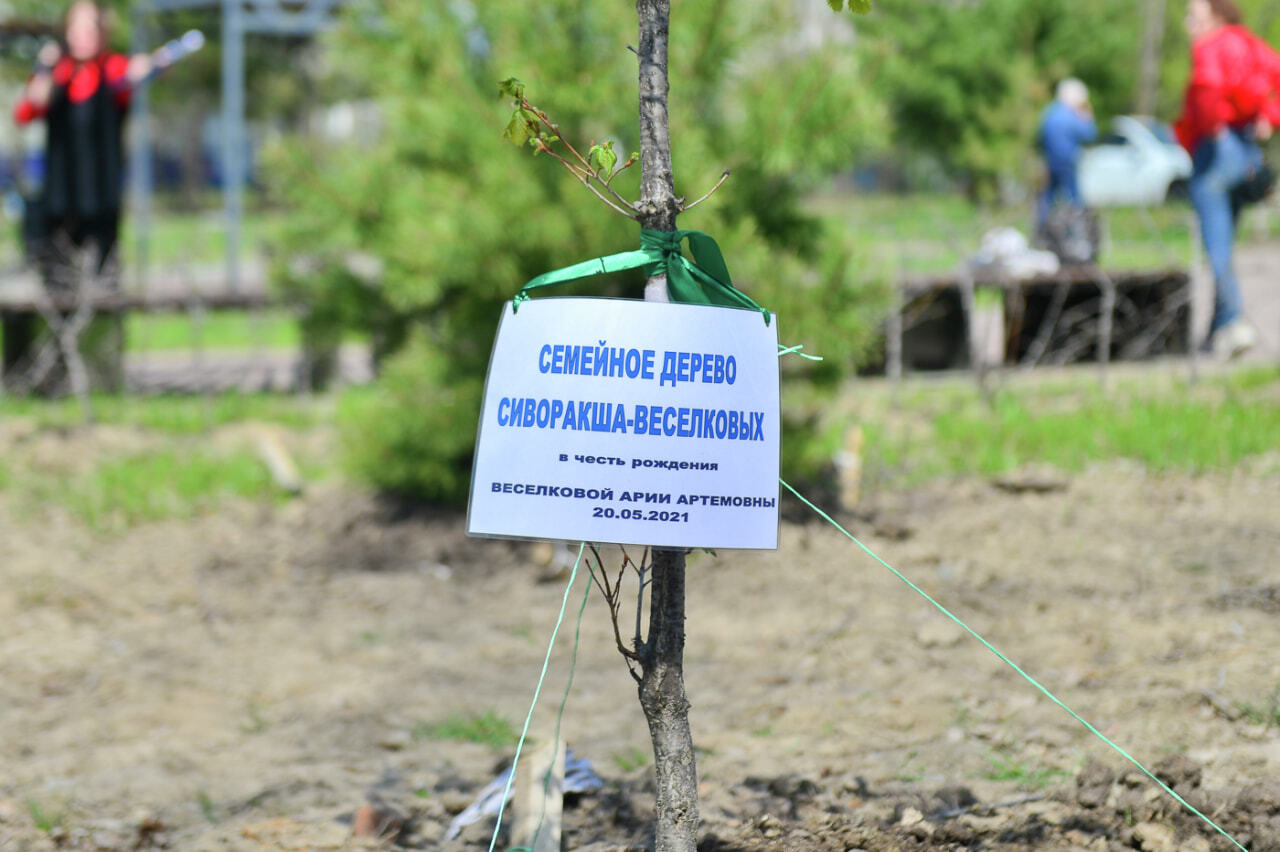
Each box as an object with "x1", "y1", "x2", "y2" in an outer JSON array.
[{"x1": 3, "y1": 430, "x2": 1280, "y2": 851}]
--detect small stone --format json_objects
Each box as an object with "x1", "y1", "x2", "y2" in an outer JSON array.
[
  {"x1": 960, "y1": 813, "x2": 1014, "y2": 832},
  {"x1": 377, "y1": 730, "x2": 412, "y2": 751},
  {"x1": 991, "y1": 466, "x2": 1069, "y2": 494},
  {"x1": 91, "y1": 830, "x2": 129, "y2": 849},
  {"x1": 1065, "y1": 828, "x2": 1090, "y2": 845},
  {"x1": 897, "y1": 806, "x2": 924, "y2": 827},
  {"x1": 353, "y1": 804, "x2": 378, "y2": 837},
  {"x1": 530, "y1": 541, "x2": 555, "y2": 566},
  {"x1": 352, "y1": 802, "x2": 405, "y2": 838},
  {"x1": 916, "y1": 621, "x2": 964, "y2": 649},
  {"x1": 1132, "y1": 821, "x2": 1175, "y2": 852},
  {"x1": 441, "y1": 792, "x2": 473, "y2": 815}
]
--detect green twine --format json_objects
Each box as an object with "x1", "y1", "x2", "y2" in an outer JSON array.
[
  {"x1": 780, "y1": 478, "x2": 1249, "y2": 852},
  {"x1": 488, "y1": 542, "x2": 587, "y2": 852},
  {"x1": 778, "y1": 343, "x2": 822, "y2": 361},
  {"x1": 513, "y1": 228, "x2": 770, "y2": 324}
]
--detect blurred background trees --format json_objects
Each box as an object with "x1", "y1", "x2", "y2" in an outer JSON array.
[
  {"x1": 6, "y1": 0, "x2": 1276, "y2": 502},
  {"x1": 258, "y1": 0, "x2": 1280, "y2": 502},
  {"x1": 266, "y1": 0, "x2": 889, "y2": 502},
  {"x1": 857, "y1": 0, "x2": 1279, "y2": 201},
  {"x1": 861, "y1": 0, "x2": 1166, "y2": 201}
]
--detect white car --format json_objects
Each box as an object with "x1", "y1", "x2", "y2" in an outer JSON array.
[{"x1": 1078, "y1": 116, "x2": 1192, "y2": 207}]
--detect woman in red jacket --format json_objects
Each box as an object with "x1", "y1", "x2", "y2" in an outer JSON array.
[
  {"x1": 14, "y1": 1, "x2": 156, "y2": 283},
  {"x1": 1175, "y1": 0, "x2": 1280, "y2": 359}
]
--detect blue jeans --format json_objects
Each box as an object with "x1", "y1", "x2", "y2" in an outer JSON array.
[
  {"x1": 1037, "y1": 160, "x2": 1081, "y2": 230},
  {"x1": 1189, "y1": 128, "x2": 1263, "y2": 332}
]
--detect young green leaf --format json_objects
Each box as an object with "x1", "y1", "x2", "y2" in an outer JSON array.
[
  {"x1": 503, "y1": 112, "x2": 529, "y2": 146},
  {"x1": 497, "y1": 77, "x2": 525, "y2": 102},
  {"x1": 502, "y1": 108, "x2": 540, "y2": 146},
  {"x1": 827, "y1": 0, "x2": 872, "y2": 11},
  {"x1": 588, "y1": 140, "x2": 618, "y2": 177}
]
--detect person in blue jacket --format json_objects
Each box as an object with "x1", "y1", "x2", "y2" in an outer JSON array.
[{"x1": 1036, "y1": 78, "x2": 1097, "y2": 230}]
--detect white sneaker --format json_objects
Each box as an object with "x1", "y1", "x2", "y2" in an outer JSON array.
[{"x1": 1211, "y1": 320, "x2": 1258, "y2": 360}]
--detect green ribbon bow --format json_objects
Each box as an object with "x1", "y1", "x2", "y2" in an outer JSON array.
[{"x1": 513, "y1": 228, "x2": 770, "y2": 324}]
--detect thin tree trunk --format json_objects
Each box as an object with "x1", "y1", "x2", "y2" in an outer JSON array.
[
  {"x1": 637, "y1": 0, "x2": 679, "y2": 235},
  {"x1": 635, "y1": 2, "x2": 699, "y2": 851},
  {"x1": 640, "y1": 549, "x2": 697, "y2": 852}
]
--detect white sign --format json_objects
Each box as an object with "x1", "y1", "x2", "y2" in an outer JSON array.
[{"x1": 467, "y1": 297, "x2": 780, "y2": 549}]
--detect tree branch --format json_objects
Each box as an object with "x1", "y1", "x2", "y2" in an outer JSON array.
[
  {"x1": 586, "y1": 546, "x2": 643, "y2": 675},
  {"x1": 605, "y1": 154, "x2": 640, "y2": 188},
  {"x1": 634, "y1": 547, "x2": 649, "y2": 653},
  {"x1": 526, "y1": 101, "x2": 639, "y2": 210},
  {"x1": 535, "y1": 141, "x2": 639, "y2": 219},
  {"x1": 680, "y1": 170, "x2": 730, "y2": 212}
]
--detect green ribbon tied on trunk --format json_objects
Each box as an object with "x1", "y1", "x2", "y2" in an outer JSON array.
[{"x1": 513, "y1": 228, "x2": 770, "y2": 324}]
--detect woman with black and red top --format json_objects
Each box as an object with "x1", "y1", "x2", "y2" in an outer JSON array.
[
  {"x1": 1175, "y1": 0, "x2": 1280, "y2": 359},
  {"x1": 14, "y1": 0, "x2": 156, "y2": 281}
]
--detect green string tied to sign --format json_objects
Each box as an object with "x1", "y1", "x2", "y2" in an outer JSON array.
[{"x1": 512, "y1": 228, "x2": 771, "y2": 324}]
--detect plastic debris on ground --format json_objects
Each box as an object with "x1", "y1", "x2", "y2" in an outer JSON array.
[{"x1": 444, "y1": 748, "x2": 605, "y2": 840}]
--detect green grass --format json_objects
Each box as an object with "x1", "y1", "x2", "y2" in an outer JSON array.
[
  {"x1": 26, "y1": 798, "x2": 64, "y2": 834},
  {"x1": 0, "y1": 392, "x2": 335, "y2": 531},
  {"x1": 126, "y1": 310, "x2": 302, "y2": 352},
  {"x1": 118, "y1": 207, "x2": 288, "y2": 269},
  {"x1": 412, "y1": 710, "x2": 518, "y2": 749},
  {"x1": 1235, "y1": 702, "x2": 1280, "y2": 727},
  {"x1": 873, "y1": 392, "x2": 1280, "y2": 479},
  {"x1": 1224, "y1": 364, "x2": 1280, "y2": 392},
  {"x1": 811, "y1": 365, "x2": 1280, "y2": 489},
  {"x1": 14, "y1": 447, "x2": 285, "y2": 531},
  {"x1": 612, "y1": 746, "x2": 652, "y2": 772},
  {"x1": 0, "y1": 392, "x2": 327, "y2": 434},
  {"x1": 1, "y1": 360, "x2": 1274, "y2": 538},
  {"x1": 196, "y1": 790, "x2": 219, "y2": 824},
  {"x1": 1234, "y1": 680, "x2": 1280, "y2": 727},
  {"x1": 984, "y1": 751, "x2": 1071, "y2": 789},
  {"x1": 239, "y1": 700, "x2": 271, "y2": 734},
  {"x1": 895, "y1": 750, "x2": 925, "y2": 782},
  {"x1": 0, "y1": 307, "x2": 361, "y2": 358}
]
